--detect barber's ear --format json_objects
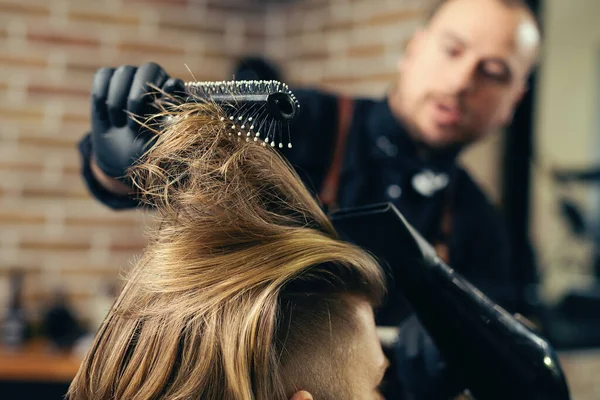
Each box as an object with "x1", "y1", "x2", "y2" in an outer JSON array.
[
  {"x1": 516, "y1": 83, "x2": 528, "y2": 103},
  {"x1": 502, "y1": 83, "x2": 529, "y2": 124},
  {"x1": 289, "y1": 390, "x2": 313, "y2": 400}
]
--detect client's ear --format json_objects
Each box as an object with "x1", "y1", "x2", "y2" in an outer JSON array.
[{"x1": 289, "y1": 390, "x2": 313, "y2": 400}]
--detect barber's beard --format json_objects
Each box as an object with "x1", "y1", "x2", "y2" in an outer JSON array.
[
  {"x1": 388, "y1": 88, "x2": 474, "y2": 161},
  {"x1": 406, "y1": 108, "x2": 468, "y2": 161}
]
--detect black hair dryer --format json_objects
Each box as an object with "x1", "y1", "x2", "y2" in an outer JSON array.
[{"x1": 330, "y1": 202, "x2": 571, "y2": 400}]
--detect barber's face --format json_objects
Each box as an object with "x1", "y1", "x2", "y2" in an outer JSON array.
[{"x1": 396, "y1": 0, "x2": 540, "y2": 149}]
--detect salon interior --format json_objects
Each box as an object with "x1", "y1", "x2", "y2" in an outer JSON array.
[{"x1": 0, "y1": 0, "x2": 599, "y2": 399}]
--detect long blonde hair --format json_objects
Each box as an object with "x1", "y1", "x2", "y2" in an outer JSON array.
[{"x1": 68, "y1": 97, "x2": 386, "y2": 400}]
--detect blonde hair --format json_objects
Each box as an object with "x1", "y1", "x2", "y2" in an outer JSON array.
[{"x1": 68, "y1": 98, "x2": 386, "y2": 400}]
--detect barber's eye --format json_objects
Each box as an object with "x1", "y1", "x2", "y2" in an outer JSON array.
[
  {"x1": 444, "y1": 45, "x2": 461, "y2": 57},
  {"x1": 480, "y1": 65, "x2": 509, "y2": 83}
]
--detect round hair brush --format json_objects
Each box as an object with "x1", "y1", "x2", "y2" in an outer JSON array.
[{"x1": 183, "y1": 80, "x2": 300, "y2": 149}]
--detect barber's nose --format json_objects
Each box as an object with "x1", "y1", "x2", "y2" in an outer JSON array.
[{"x1": 448, "y1": 60, "x2": 477, "y2": 93}]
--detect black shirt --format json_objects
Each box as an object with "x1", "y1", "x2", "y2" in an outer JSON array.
[{"x1": 283, "y1": 89, "x2": 515, "y2": 311}]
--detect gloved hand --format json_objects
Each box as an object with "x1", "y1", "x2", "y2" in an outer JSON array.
[{"x1": 90, "y1": 62, "x2": 185, "y2": 181}]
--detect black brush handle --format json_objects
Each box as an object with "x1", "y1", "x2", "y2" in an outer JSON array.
[
  {"x1": 205, "y1": 92, "x2": 298, "y2": 121},
  {"x1": 183, "y1": 81, "x2": 299, "y2": 123}
]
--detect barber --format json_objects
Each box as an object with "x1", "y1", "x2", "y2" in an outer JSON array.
[{"x1": 78, "y1": 0, "x2": 541, "y2": 398}]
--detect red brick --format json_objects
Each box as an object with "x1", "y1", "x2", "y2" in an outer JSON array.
[
  {"x1": 109, "y1": 243, "x2": 146, "y2": 253},
  {"x1": 202, "y1": 50, "x2": 235, "y2": 62},
  {"x1": 347, "y1": 43, "x2": 386, "y2": 58},
  {"x1": 67, "y1": 10, "x2": 140, "y2": 26},
  {"x1": 0, "y1": 211, "x2": 45, "y2": 225},
  {"x1": 27, "y1": 84, "x2": 89, "y2": 99},
  {"x1": 0, "y1": 161, "x2": 45, "y2": 173},
  {"x1": 246, "y1": 24, "x2": 266, "y2": 41},
  {"x1": 27, "y1": 31, "x2": 100, "y2": 48},
  {"x1": 206, "y1": 1, "x2": 265, "y2": 14},
  {"x1": 63, "y1": 165, "x2": 80, "y2": 175},
  {"x1": 64, "y1": 216, "x2": 140, "y2": 228},
  {"x1": 19, "y1": 240, "x2": 91, "y2": 252},
  {"x1": 158, "y1": 20, "x2": 224, "y2": 36},
  {"x1": 0, "y1": 162, "x2": 81, "y2": 178},
  {"x1": 16, "y1": 135, "x2": 76, "y2": 149},
  {"x1": 0, "y1": 266, "x2": 42, "y2": 276},
  {"x1": 0, "y1": 0, "x2": 454, "y2": 330},
  {"x1": 296, "y1": 0, "x2": 330, "y2": 14},
  {"x1": 23, "y1": 291, "x2": 93, "y2": 303},
  {"x1": 0, "y1": 53, "x2": 47, "y2": 68},
  {"x1": 116, "y1": 40, "x2": 185, "y2": 56},
  {"x1": 323, "y1": 20, "x2": 354, "y2": 34},
  {"x1": 0, "y1": 106, "x2": 45, "y2": 122},
  {"x1": 122, "y1": 0, "x2": 189, "y2": 6},
  {"x1": 59, "y1": 266, "x2": 121, "y2": 277},
  {"x1": 62, "y1": 111, "x2": 90, "y2": 125},
  {"x1": 321, "y1": 72, "x2": 397, "y2": 86},
  {"x1": 18, "y1": 187, "x2": 90, "y2": 200},
  {"x1": 366, "y1": 9, "x2": 425, "y2": 27},
  {"x1": 0, "y1": 2, "x2": 50, "y2": 16},
  {"x1": 64, "y1": 60, "x2": 100, "y2": 76}
]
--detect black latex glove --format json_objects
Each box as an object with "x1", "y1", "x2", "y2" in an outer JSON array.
[{"x1": 90, "y1": 62, "x2": 186, "y2": 181}]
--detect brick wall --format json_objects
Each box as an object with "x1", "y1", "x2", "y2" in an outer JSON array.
[
  {"x1": 264, "y1": 0, "x2": 427, "y2": 97},
  {"x1": 0, "y1": 0, "x2": 498, "y2": 337},
  {"x1": 0, "y1": 0, "x2": 268, "y2": 323},
  {"x1": 0, "y1": 0, "x2": 439, "y2": 327},
  {"x1": 1, "y1": 0, "x2": 504, "y2": 318},
  {"x1": 0, "y1": 0, "x2": 596, "y2": 398}
]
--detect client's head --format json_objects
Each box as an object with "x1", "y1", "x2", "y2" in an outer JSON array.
[{"x1": 69, "y1": 99, "x2": 388, "y2": 400}]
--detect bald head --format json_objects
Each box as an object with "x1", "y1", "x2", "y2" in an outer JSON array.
[
  {"x1": 392, "y1": 0, "x2": 542, "y2": 149},
  {"x1": 428, "y1": 0, "x2": 541, "y2": 73}
]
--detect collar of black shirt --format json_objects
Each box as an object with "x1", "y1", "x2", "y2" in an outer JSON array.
[{"x1": 370, "y1": 97, "x2": 463, "y2": 175}]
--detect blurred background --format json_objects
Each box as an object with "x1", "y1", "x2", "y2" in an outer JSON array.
[{"x1": 0, "y1": 0, "x2": 599, "y2": 398}]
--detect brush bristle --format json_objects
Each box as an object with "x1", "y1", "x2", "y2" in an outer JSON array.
[
  {"x1": 184, "y1": 80, "x2": 299, "y2": 150},
  {"x1": 186, "y1": 80, "x2": 293, "y2": 98}
]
